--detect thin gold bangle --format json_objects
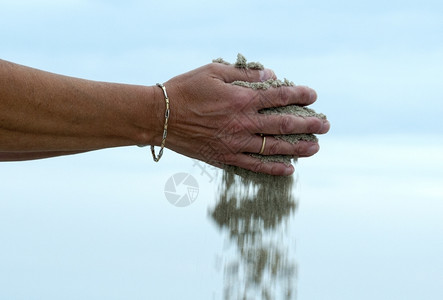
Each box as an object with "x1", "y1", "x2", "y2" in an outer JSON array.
[{"x1": 151, "y1": 83, "x2": 170, "y2": 162}]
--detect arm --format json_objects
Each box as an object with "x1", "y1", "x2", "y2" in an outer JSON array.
[
  {"x1": 0, "y1": 59, "x2": 160, "y2": 156},
  {"x1": 0, "y1": 59, "x2": 330, "y2": 175}
]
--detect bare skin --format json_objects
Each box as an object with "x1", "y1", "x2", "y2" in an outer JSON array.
[{"x1": 0, "y1": 59, "x2": 330, "y2": 176}]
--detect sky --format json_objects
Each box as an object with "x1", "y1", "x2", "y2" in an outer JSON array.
[
  {"x1": 1, "y1": 0, "x2": 442, "y2": 135},
  {"x1": 1, "y1": 0, "x2": 442, "y2": 299}
]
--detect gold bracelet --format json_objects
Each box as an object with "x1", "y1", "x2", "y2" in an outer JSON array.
[{"x1": 151, "y1": 83, "x2": 170, "y2": 162}]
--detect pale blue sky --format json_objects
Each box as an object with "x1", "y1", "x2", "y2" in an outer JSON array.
[
  {"x1": 1, "y1": 0, "x2": 442, "y2": 135},
  {"x1": 1, "y1": 1, "x2": 442, "y2": 299}
]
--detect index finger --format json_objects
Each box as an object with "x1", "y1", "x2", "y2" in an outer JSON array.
[{"x1": 253, "y1": 85, "x2": 318, "y2": 110}]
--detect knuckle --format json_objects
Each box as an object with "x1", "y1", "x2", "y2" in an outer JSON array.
[
  {"x1": 229, "y1": 119, "x2": 246, "y2": 134},
  {"x1": 279, "y1": 116, "x2": 294, "y2": 134},
  {"x1": 207, "y1": 62, "x2": 223, "y2": 73},
  {"x1": 278, "y1": 88, "x2": 290, "y2": 106},
  {"x1": 293, "y1": 142, "x2": 307, "y2": 156},
  {"x1": 222, "y1": 119, "x2": 244, "y2": 137}
]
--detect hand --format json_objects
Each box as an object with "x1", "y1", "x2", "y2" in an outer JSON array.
[{"x1": 163, "y1": 62, "x2": 330, "y2": 176}]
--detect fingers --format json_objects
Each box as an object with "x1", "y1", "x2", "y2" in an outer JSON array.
[
  {"x1": 210, "y1": 62, "x2": 276, "y2": 83},
  {"x1": 210, "y1": 61, "x2": 318, "y2": 108},
  {"x1": 203, "y1": 153, "x2": 294, "y2": 176},
  {"x1": 254, "y1": 85, "x2": 318, "y2": 109},
  {"x1": 242, "y1": 135, "x2": 320, "y2": 157},
  {"x1": 253, "y1": 114, "x2": 331, "y2": 135}
]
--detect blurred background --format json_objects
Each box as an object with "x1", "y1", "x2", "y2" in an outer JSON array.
[{"x1": 1, "y1": 0, "x2": 442, "y2": 299}]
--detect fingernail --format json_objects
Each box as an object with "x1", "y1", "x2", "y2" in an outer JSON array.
[
  {"x1": 284, "y1": 165, "x2": 294, "y2": 176},
  {"x1": 259, "y1": 69, "x2": 275, "y2": 82},
  {"x1": 310, "y1": 90, "x2": 318, "y2": 101},
  {"x1": 307, "y1": 143, "x2": 319, "y2": 154},
  {"x1": 322, "y1": 119, "x2": 330, "y2": 132}
]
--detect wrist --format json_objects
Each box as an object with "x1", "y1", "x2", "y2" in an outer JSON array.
[
  {"x1": 130, "y1": 84, "x2": 164, "y2": 147},
  {"x1": 150, "y1": 83, "x2": 170, "y2": 162}
]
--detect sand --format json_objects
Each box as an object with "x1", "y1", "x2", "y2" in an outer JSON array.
[
  {"x1": 213, "y1": 53, "x2": 264, "y2": 70},
  {"x1": 232, "y1": 78, "x2": 295, "y2": 90},
  {"x1": 210, "y1": 162, "x2": 297, "y2": 298},
  {"x1": 213, "y1": 54, "x2": 327, "y2": 178},
  {"x1": 209, "y1": 55, "x2": 305, "y2": 298}
]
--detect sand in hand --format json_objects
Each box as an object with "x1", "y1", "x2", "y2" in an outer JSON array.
[{"x1": 213, "y1": 54, "x2": 328, "y2": 176}]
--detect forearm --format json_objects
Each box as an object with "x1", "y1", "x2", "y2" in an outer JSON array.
[
  {"x1": 1, "y1": 56, "x2": 330, "y2": 176},
  {"x1": 0, "y1": 59, "x2": 161, "y2": 157},
  {"x1": 0, "y1": 150, "x2": 88, "y2": 161}
]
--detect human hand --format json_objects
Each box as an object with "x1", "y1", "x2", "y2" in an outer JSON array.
[{"x1": 162, "y1": 61, "x2": 330, "y2": 176}]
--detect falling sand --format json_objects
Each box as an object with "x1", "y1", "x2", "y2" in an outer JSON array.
[
  {"x1": 213, "y1": 54, "x2": 328, "y2": 178},
  {"x1": 210, "y1": 55, "x2": 323, "y2": 297}
]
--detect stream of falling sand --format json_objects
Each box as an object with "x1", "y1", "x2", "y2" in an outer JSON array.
[{"x1": 209, "y1": 54, "x2": 327, "y2": 299}]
